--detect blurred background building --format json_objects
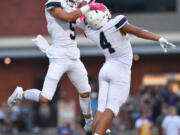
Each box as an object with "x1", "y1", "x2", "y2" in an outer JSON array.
[{"x1": 0, "y1": 0, "x2": 180, "y2": 135}]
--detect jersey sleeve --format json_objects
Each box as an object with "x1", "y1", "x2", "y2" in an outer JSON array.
[
  {"x1": 45, "y1": 0, "x2": 61, "y2": 10},
  {"x1": 114, "y1": 15, "x2": 128, "y2": 30}
]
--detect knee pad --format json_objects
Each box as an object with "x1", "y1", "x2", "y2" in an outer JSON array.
[{"x1": 77, "y1": 83, "x2": 91, "y2": 95}]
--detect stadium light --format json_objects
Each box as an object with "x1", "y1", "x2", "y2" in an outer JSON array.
[
  {"x1": 4, "y1": 57, "x2": 12, "y2": 65},
  {"x1": 133, "y1": 54, "x2": 140, "y2": 61}
]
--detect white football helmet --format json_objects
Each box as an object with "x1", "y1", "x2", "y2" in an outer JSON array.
[{"x1": 85, "y1": 9, "x2": 111, "y2": 30}]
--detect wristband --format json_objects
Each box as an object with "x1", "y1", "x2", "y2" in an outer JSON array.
[{"x1": 80, "y1": 5, "x2": 90, "y2": 14}]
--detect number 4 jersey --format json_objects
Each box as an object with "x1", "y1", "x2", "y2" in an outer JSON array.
[
  {"x1": 83, "y1": 15, "x2": 133, "y2": 67},
  {"x1": 45, "y1": 0, "x2": 80, "y2": 59}
]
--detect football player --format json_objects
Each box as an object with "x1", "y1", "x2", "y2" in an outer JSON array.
[
  {"x1": 80, "y1": 9, "x2": 176, "y2": 135},
  {"x1": 7, "y1": 0, "x2": 106, "y2": 132}
]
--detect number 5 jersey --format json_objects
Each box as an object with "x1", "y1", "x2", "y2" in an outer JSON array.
[
  {"x1": 83, "y1": 15, "x2": 133, "y2": 67},
  {"x1": 45, "y1": 0, "x2": 80, "y2": 59}
]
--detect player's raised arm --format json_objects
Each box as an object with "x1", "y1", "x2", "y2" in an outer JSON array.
[
  {"x1": 121, "y1": 22, "x2": 176, "y2": 52},
  {"x1": 46, "y1": 0, "x2": 107, "y2": 22},
  {"x1": 121, "y1": 23, "x2": 161, "y2": 41},
  {"x1": 49, "y1": 7, "x2": 85, "y2": 22}
]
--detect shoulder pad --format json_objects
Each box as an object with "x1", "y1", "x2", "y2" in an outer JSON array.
[
  {"x1": 45, "y1": 0, "x2": 61, "y2": 10},
  {"x1": 114, "y1": 15, "x2": 128, "y2": 30}
]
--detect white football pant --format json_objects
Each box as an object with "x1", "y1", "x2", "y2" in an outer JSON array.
[
  {"x1": 41, "y1": 58, "x2": 91, "y2": 100},
  {"x1": 97, "y1": 60, "x2": 131, "y2": 116}
]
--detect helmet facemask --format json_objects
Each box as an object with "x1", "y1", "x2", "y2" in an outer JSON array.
[{"x1": 66, "y1": 0, "x2": 81, "y2": 7}]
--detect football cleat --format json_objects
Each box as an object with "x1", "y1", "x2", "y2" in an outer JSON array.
[
  {"x1": 105, "y1": 129, "x2": 111, "y2": 135},
  {"x1": 84, "y1": 119, "x2": 93, "y2": 133},
  {"x1": 7, "y1": 86, "x2": 23, "y2": 108},
  {"x1": 84, "y1": 119, "x2": 111, "y2": 135}
]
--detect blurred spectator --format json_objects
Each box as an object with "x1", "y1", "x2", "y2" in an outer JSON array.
[
  {"x1": 168, "y1": 93, "x2": 177, "y2": 106},
  {"x1": 111, "y1": 110, "x2": 129, "y2": 134},
  {"x1": 140, "y1": 88, "x2": 153, "y2": 108},
  {"x1": 39, "y1": 103, "x2": 51, "y2": 118},
  {"x1": 89, "y1": 76, "x2": 99, "y2": 116},
  {"x1": 152, "y1": 86, "x2": 165, "y2": 122},
  {"x1": 160, "y1": 85, "x2": 170, "y2": 103},
  {"x1": 176, "y1": 97, "x2": 180, "y2": 115},
  {"x1": 9, "y1": 104, "x2": 21, "y2": 135},
  {"x1": 89, "y1": 77, "x2": 98, "y2": 92},
  {"x1": 73, "y1": 119, "x2": 86, "y2": 135},
  {"x1": 57, "y1": 123, "x2": 72, "y2": 135},
  {"x1": 0, "y1": 101, "x2": 35, "y2": 134},
  {"x1": 1, "y1": 80, "x2": 180, "y2": 134},
  {"x1": 20, "y1": 104, "x2": 34, "y2": 131},
  {"x1": 0, "y1": 102, "x2": 12, "y2": 133},
  {"x1": 127, "y1": 94, "x2": 141, "y2": 124},
  {"x1": 162, "y1": 106, "x2": 180, "y2": 135},
  {"x1": 35, "y1": 103, "x2": 52, "y2": 128},
  {"x1": 0, "y1": 103, "x2": 6, "y2": 134},
  {"x1": 111, "y1": 115, "x2": 122, "y2": 134},
  {"x1": 156, "y1": 104, "x2": 168, "y2": 135},
  {"x1": 135, "y1": 110, "x2": 152, "y2": 135}
]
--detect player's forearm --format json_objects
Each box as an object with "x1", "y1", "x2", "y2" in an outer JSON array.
[
  {"x1": 122, "y1": 23, "x2": 161, "y2": 41},
  {"x1": 66, "y1": 5, "x2": 90, "y2": 22},
  {"x1": 50, "y1": 5, "x2": 89, "y2": 22},
  {"x1": 66, "y1": 9, "x2": 83, "y2": 22},
  {"x1": 135, "y1": 28, "x2": 161, "y2": 41},
  {"x1": 51, "y1": 9, "x2": 82, "y2": 22}
]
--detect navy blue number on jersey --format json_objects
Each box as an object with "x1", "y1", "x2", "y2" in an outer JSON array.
[
  {"x1": 100, "y1": 32, "x2": 115, "y2": 54},
  {"x1": 69, "y1": 21, "x2": 76, "y2": 40}
]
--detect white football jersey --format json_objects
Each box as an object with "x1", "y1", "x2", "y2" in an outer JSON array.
[
  {"x1": 45, "y1": 0, "x2": 80, "y2": 59},
  {"x1": 84, "y1": 15, "x2": 133, "y2": 66}
]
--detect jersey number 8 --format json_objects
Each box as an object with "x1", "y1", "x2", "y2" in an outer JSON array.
[{"x1": 100, "y1": 32, "x2": 115, "y2": 54}]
